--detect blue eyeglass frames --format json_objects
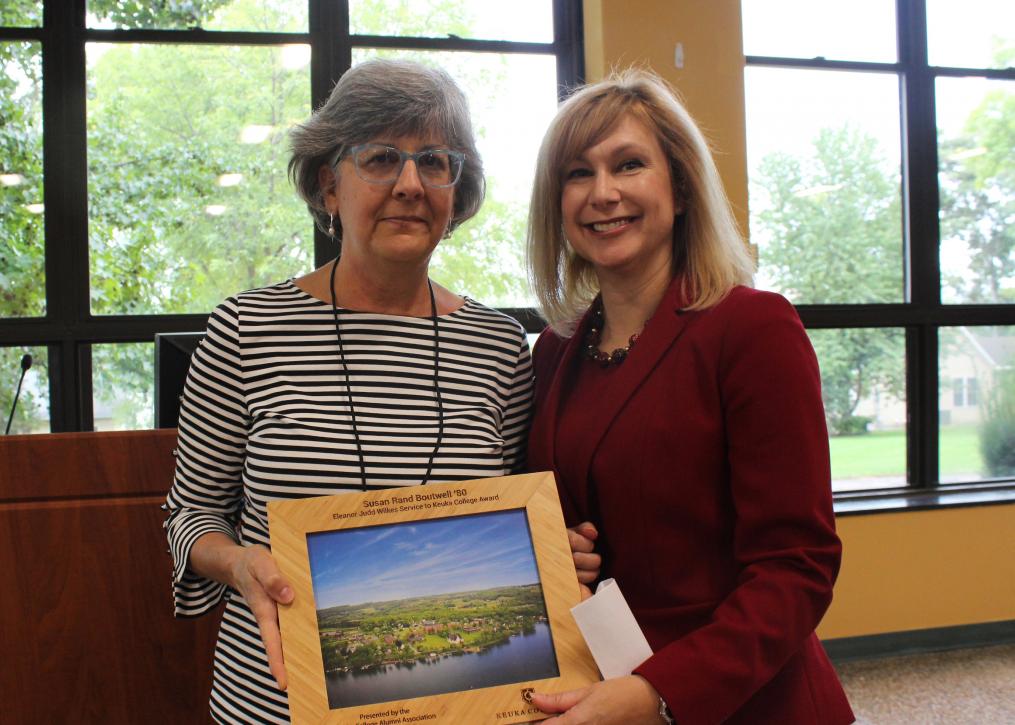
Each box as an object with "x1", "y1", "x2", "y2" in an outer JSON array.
[{"x1": 338, "y1": 144, "x2": 466, "y2": 188}]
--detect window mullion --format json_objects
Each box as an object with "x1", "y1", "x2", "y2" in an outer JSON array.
[
  {"x1": 77, "y1": 342, "x2": 94, "y2": 431},
  {"x1": 897, "y1": 0, "x2": 941, "y2": 488},
  {"x1": 907, "y1": 324, "x2": 940, "y2": 488},
  {"x1": 42, "y1": 0, "x2": 90, "y2": 431},
  {"x1": 553, "y1": 0, "x2": 585, "y2": 93},
  {"x1": 898, "y1": 0, "x2": 938, "y2": 310},
  {"x1": 311, "y1": 0, "x2": 351, "y2": 269}
]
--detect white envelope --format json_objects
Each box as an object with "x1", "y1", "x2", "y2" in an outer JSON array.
[{"x1": 570, "y1": 578, "x2": 653, "y2": 680}]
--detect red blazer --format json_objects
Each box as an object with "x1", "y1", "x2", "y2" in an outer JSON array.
[{"x1": 529, "y1": 280, "x2": 854, "y2": 725}]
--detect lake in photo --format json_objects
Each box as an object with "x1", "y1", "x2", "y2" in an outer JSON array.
[{"x1": 324, "y1": 620, "x2": 557, "y2": 708}]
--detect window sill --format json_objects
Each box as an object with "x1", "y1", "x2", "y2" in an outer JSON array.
[{"x1": 833, "y1": 482, "x2": 1015, "y2": 516}]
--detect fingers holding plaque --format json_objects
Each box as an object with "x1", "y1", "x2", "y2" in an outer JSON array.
[{"x1": 267, "y1": 472, "x2": 599, "y2": 724}]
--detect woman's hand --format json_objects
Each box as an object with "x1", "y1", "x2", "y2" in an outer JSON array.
[
  {"x1": 189, "y1": 532, "x2": 294, "y2": 691},
  {"x1": 227, "y1": 544, "x2": 295, "y2": 690},
  {"x1": 568, "y1": 521, "x2": 601, "y2": 599},
  {"x1": 532, "y1": 675, "x2": 664, "y2": 724}
]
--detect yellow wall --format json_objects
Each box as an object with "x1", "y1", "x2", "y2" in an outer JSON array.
[
  {"x1": 583, "y1": 0, "x2": 749, "y2": 239},
  {"x1": 820, "y1": 505, "x2": 1015, "y2": 638},
  {"x1": 585, "y1": 1, "x2": 1015, "y2": 639}
]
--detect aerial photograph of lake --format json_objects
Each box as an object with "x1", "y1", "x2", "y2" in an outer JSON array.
[{"x1": 306, "y1": 509, "x2": 559, "y2": 710}]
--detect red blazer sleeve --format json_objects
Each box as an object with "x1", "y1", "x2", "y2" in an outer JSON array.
[{"x1": 633, "y1": 291, "x2": 841, "y2": 724}]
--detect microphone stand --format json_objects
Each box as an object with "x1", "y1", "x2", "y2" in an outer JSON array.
[{"x1": 5, "y1": 354, "x2": 33, "y2": 435}]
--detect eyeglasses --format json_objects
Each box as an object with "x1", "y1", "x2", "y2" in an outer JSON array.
[{"x1": 342, "y1": 144, "x2": 465, "y2": 188}]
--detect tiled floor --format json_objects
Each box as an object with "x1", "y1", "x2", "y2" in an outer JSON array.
[{"x1": 836, "y1": 643, "x2": 1015, "y2": 724}]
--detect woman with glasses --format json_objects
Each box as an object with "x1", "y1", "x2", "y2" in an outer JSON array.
[
  {"x1": 526, "y1": 70, "x2": 853, "y2": 724},
  {"x1": 163, "y1": 59, "x2": 534, "y2": 723}
]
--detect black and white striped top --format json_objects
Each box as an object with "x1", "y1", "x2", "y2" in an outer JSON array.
[{"x1": 163, "y1": 280, "x2": 533, "y2": 724}]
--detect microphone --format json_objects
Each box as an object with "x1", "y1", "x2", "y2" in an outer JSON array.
[{"x1": 4, "y1": 353, "x2": 33, "y2": 435}]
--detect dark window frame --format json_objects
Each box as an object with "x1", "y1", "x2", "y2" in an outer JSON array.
[
  {"x1": 0, "y1": 0, "x2": 583, "y2": 432},
  {"x1": 745, "y1": 0, "x2": 1015, "y2": 495}
]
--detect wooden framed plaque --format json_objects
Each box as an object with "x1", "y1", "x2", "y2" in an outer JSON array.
[{"x1": 267, "y1": 472, "x2": 599, "y2": 724}]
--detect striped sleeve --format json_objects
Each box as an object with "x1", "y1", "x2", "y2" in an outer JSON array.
[
  {"x1": 164, "y1": 297, "x2": 249, "y2": 618},
  {"x1": 502, "y1": 329, "x2": 534, "y2": 474}
]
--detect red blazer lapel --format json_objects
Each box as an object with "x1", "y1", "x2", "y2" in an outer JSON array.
[{"x1": 566, "y1": 278, "x2": 698, "y2": 512}]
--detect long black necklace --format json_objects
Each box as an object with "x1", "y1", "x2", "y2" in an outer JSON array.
[{"x1": 328, "y1": 259, "x2": 445, "y2": 491}]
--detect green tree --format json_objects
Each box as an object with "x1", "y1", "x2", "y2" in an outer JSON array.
[
  {"x1": 756, "y1": 126, "x2": 903, "y2": 304},
  {"x1": 87, "y1": 0, "x2": 232, "y2": 29},
  {"x1": 0, "y1": 2, "x2": 39, "y2": 26},
  {"x1": 350, "y1": 0, "x2": 472, "y2": 36},
  {"x1": 980, "y1": 368, "x2": 1015, "y2": 477},
  {"x1": 936, "y1": 45, "x2": 1015, "y2": 474},
  {"x1": 938, "y1": 75, "x2": 1015, "y2": 303},
  {"x1": 87, "y1": 37, "x2": 312, "y2": 315},
  {"x1": 753, "y1": 126, "x2": 905, "y2": 434},
  {"x1": 0, "y1": 41, "x2": 43, "y2": 318},
  {"x1": 1, "y1": 28, "x2": 46, "y2": 432},
  {"x1": 2, "y1": 0, "x2": 540, "y2": 431},
  {"x1": 84, "y1": 0, "x2": 309, "y2": 426}
]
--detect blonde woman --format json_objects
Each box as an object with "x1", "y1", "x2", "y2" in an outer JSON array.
[{"x1": 526, "y1": 69, "x2": 853, "y2": 725}]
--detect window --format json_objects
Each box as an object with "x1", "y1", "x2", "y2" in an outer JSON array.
[
  {"x1": 0, "y1": 1, "x2": 582, "y2": 433},
  {"x1": 742, "y1": 0, "x2": 1015, "y2": 492},
  {"x1": 951, "y1": 377, "x2": 979, "y2": 408}
]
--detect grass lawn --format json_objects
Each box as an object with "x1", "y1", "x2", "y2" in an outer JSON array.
[
  {"x1": 939, "y1": 426, "x2": 985, "y2": 477},
  {"x1": 828, "y1": 426, "x2": 984, "y2": 480},
  {"x1": 421, "y1": 633, "x2": 451, "y2": 651}
]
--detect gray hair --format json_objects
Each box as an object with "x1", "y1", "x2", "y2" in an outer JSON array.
[{"x1": 288, "y1": 58, "x2": 485, "y2": 242}]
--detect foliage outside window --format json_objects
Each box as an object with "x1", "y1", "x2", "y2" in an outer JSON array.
[
  {"x1": 1, "y1": 41, "x2": 44, "y2": 318},
  {"x1": 86, "y1": 40, "x2": 313, "y2": 316},
  {"x1": 86, "y1": 0, "x2": 307, "y2": 32},
  {"x1": 937, "y1": 78, "x2": 1015, "y2": 304},
  {"x1": 0, "y1": 345, "x2": 49, "y2": 434},
  {"x1": 0, "y1": 0, "x2": 577, "y2": 433},
  {"x1": 979, "y1": 368, "x2": 1015, "y2": 478},
  {"x1": 743, "y1": 0, "x2": 1015, "y2": 492},
  {"x1": 349, "y1": 0, "x2": 553, "y2": 43},
  {"x1": 0, "y1": 2, "x2": 42, "y2": 27}
]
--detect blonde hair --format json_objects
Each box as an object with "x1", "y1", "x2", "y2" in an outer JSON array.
[{"x1": 527, "y1": 68, "x2": 754, "y2": 334}]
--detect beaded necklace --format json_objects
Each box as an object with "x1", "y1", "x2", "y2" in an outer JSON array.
[{"x1": 582, "y1": 302, "x2": 642, "y2": 367}]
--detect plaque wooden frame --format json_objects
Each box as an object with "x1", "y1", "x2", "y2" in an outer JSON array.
[{"x1": 268, "y1": 472, "x2": 599, "y2": 724}]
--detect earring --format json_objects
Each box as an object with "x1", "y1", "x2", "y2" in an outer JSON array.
[
  {"x1": 443, "y1": 224, "x2": 453, "y2": 240},
  {"x1": 327, "y1": 213, "x2": 335, "y2": 237}
]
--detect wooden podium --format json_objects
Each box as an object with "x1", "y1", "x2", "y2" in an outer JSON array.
[{"x1": 0, "y1": 430, "x2": 221, "y2": 723}]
